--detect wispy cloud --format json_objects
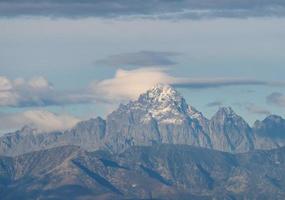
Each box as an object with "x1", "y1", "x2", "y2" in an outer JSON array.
[
  {"x1": 267, "y1": 92, "x2": 285, "y2": 107},
  {"x1": 172, "y1": 78, "x2": 267, "y2": 89},
  {"x1": 95, "y1": 51, "x2": 180, "y2": 68},
  {"x1": 0, "y1": 0, "x2": 285, "y2": 19}
]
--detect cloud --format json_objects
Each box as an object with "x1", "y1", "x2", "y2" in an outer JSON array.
[
  {"x1": 0, "y1": 76, "x2": 93, "y2": 107},
  {"x1": 95, "y1": 51, "x2": 180, "y2": 68},
  {"x1": 206, "y1": 101, "x2": 223, "y2": 107},
  {"x1": 0, "y1": 76, "x2": 56, "y2": 107},
  {"x1": 267, "y1": 92, "x2": 285, "y2": 107},
  {"x1": 172, "y1": 78, "x2": 267, "y2": 89},
  {"x1": 245, "y1": 103, "x2": 271, "y2": 116},
  {"x1": 90, "y1": 67, "x2": 274, "y2": 102},
  {"x1": 234, "y1": 102, "x2": 271, "y2": 116},
  {"x1": 0, "y1": 72, "x2": 283, "y2": 107},
  {"x1": 0, "y1": 110, "x2": 80, "y2": 134},
  {"x1": 89, "y1": 68, "x2": 176, "y2": 102},
  {"x1": 0, "y1": 0, "x2": 285, "y2": 19}
]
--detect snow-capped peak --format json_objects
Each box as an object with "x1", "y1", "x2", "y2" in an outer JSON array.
[
  {"x1": 138, "y1": 84, "x2": 185, "y2": 106},
  {"x1": 117, "y1": 84, "x2": 205, "y2": 124},
  {"x1": 137, "y1": 84, "x2": 188, "y2": 115}
]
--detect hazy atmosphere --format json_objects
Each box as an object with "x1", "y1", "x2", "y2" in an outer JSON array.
[{"x1": 2, "y1": 1, "x2": 285, "y2": 199}]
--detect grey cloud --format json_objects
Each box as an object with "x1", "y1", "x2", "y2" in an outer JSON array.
[
  {"x1": 245, "y1": 103, "x2": 271, "y2": 116},
  {"x1": 95, "y1": 51, "x2": 180, "y2": 68},
  {"x1": 234, "y1": 101, "x2": 271, "y2": 116},
  {"x1": 0, "y1": 0, "x2": 285, "y2": 19},
  {"x1": 267, "y1": 92, "x2": 285, "y2": 107},
  {"x1": 206, "y1": 101, "x2": 223, "y2": 107},
  {"x1": 172, "y1": 78, "x2": 268, "y2": 89}
]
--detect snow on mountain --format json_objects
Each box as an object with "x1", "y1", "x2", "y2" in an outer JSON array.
[
  {"x1": 116, "y1": 84, "x2": 207, "y2": 125},
  {"x1": 104, "y1": 84, "x2": 211, "y2": 153}
]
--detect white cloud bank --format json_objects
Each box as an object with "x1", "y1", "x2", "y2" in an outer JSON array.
[
  {"x1": 0, "y1": 76, "x2": 54, "y2": 107},
  {"x1": 90, "y1": 68, "x2": 176, "y2": 101},
  {"x1": 90, "y1": 68, "x2": 269, "y2": 102},
  {"x1": 0, "y1": 76, "x2": 92, "y2": 107},
  {"x1": 0, "y1": 110, "x2": 80, "y2": 135}
]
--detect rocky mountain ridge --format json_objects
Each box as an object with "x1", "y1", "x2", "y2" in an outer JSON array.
[
  {"x1": 1, "y1": 144, "x2": 285, "y2": 200},
  {"x1": 0, "y1": 84, "x2": 285, "y2": 156}
]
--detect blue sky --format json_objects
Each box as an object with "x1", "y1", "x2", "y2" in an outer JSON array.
[{"x1": 0, "y1": 0, "x2": 285, "y2": 133}]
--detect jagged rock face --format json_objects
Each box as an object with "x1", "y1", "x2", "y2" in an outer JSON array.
[
  {"x1": 254, "y1": 115, "x2": 285, "y2": 138},
  {"x1": 1, "y1": 145, "x2": 285, "y2": 200},
  {"x1": 64, "y1": 117, "x2": 106, "y2": 151},
  {"x1": 105, "y1": 105, "x2": 161, "y2": 153},
  {"x1": 0, "y1": 126, "x2": 63, "y2": 156},
  {"x1": 253, "y1": 115, "x2": 285, "y2": 149},
  {"x1": 104, "y1": 85, "x2": 211, "y2": 153},
  {"x1": 209, "y1": 107, "x2": 254, "y2": 153},
  {"x1": 0, "y1": 117, "x2": 106, "y2": 156}
]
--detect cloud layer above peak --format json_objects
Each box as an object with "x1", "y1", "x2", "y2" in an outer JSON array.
[
  {"x1": 0, "y1": 0, "x2": 285, "y2": 19},
  {"x1": 90, "y1": 68, "x2": 176, "y2": 101},
  {"x1": 90, "y1": 68, "x2": 272, "y2": 102}
]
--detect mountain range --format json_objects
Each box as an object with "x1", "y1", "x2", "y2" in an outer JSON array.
[
  {"x1": 1, "y1": 84, "x2": 285, "y2": 156},
  {"x1": 1, "y1": 144, "x2": 285, "y2": 199},
  {"x1": 1, "y1": 85, "x2": 285, "y2": 199}
]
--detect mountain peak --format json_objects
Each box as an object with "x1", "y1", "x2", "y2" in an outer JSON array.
[
  {"x1": 212, "y1": 106, "x2": 242, "y2": 122},
  {"x1": 113, "y1": 84, "x2": 205, "y2": 124},
  {"x1": 264, "y1": 114, "x2": 284, "y2": 122},
  {"x1": 133, "y1": 84, "x2": 189, "y2": 123},
  {"x1": 253, "y1": 114, "x2": 285, "y2": 139},
  {"x1": 254, "y1": 114, "x2": 285, "y2": 129},
  {"x1": 138, "y1": 84, "x2": 183, "y2": 104},
  {"x1": 216, "y1": 106, "x2": 236, "y2": 117}
]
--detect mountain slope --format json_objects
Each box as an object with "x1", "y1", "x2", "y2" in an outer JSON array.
[
  {"x1": 209, "y1": 107, "x2": 254, "y2": 153},
  {"x1": 104, "y1": 84, "x2": 212, "y2": 153},
  {"x1": 253, "y1": 115, "x2": 285, "y2": 149},
  {"x1": 0, "y1": 117, "x2": 106, "y2": 156},
  {"x1": 1, "y1": 144, "x2": 285, "y2": 199}
]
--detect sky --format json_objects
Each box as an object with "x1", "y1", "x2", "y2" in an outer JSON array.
[{"x1": 0, "y1": 0, "x2": 285, "y2": 134}]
